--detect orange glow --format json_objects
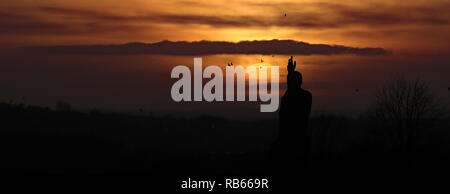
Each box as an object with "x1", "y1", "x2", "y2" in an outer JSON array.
[{"x1": 1, "y1": 0, "x2": 449, "y2": 55}]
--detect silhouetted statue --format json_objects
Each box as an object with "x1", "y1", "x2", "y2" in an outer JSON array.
[{"x1": 277, "y1": 56, "x2": 312, "y2": 177}]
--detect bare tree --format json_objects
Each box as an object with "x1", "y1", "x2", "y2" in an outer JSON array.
[
  {"x1": 55, "y1": 100, "x2": 71, "y2": 112},
  {"x1": 373, "y1": 77, "x2": 444, "y2": 151}
]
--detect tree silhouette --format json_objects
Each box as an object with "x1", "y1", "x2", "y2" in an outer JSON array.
[
  {"x1": 55, "y1": 100, "x2": 71, "y2": 112},
  {"x1": 372, "y1": 77, "x2": 445, "y2": 159}
]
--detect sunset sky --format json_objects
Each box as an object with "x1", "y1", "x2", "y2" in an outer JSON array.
[
  {"x1": 1, "y1": 0, "x2": 449, "y2": 117},
  {"x1": 1, "y1": 0, "x2": 449, "y2": 52}
]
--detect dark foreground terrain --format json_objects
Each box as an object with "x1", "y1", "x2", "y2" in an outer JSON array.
[{"x1": 0, "y1": 102, "x2": 449, "y2": 179}]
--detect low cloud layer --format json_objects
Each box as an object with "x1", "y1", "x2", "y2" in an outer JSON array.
[{"x1": 20, "y1": 39, "x2": 388, "y2": 56}]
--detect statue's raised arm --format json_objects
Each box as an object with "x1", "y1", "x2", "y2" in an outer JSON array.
[{"x1": 287, "y1": 56, "x2": 296, "y2": 73}]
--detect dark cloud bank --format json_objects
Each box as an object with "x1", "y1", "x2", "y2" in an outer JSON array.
[{"x1": 20, "y1": 39, "x2": 388, "y2": 56}]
